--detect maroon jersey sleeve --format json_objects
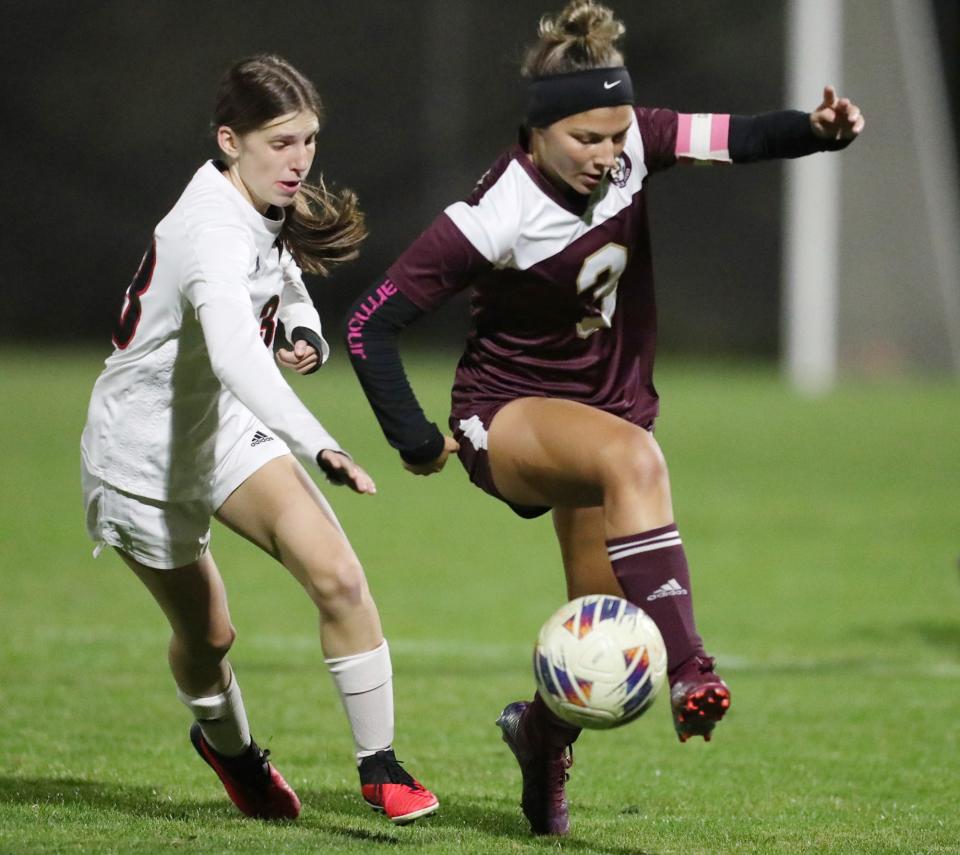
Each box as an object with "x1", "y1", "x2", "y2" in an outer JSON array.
[
  {"x1": 386, "y1": 213, "x2": 491, "y2": 312},
  {"x1": 635, "y1": 107, "x2": 680, "y2": 174}
]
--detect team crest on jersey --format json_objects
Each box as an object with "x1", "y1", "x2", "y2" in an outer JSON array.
[{"x1": 610, "y1": 152, "x2": 632, "y2": 188}]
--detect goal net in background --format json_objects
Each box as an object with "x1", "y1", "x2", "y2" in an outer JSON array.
[{"x1": 784, "y1": 0, "x2": 960, "y2": 393}]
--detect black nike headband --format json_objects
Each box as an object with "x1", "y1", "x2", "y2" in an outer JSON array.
[{"x1": 526, "y1": 66, "x2": 634, "y2": 128}]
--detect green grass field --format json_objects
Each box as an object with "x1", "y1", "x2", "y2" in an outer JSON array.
[{"x1": 1, "y1": 348, "x2": 958, "y2": 854}]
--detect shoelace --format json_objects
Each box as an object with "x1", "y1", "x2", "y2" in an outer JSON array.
[
  {"x1": 696, "y1": 655, "x2": 717, "y2": 674},
  {"x1": 219, "y1": 743, "x2": 272, "y2": 789},
  {"x1": 377, "y1": 753, "x2": 423, "y2": 790},
  {"x1": 671, "y1": 654, "x2": 718, "y2": 687},
  {"x1": 551, "y1": 745, "x2": 574, "y2": 787}
]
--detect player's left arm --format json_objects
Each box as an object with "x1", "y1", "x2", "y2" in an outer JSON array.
[
  {"x1": 667, "y1": 85, "x2": 864, "y2": 166},
  {"x1": 728, "y1": 85, "x2": 863, "y2": 163},
  {"x1": 276, "y1": 252, "x2": 329, "y2": 376},
  {"x1": 807, "y1": 85, "x2": 865, "y2": 143}
]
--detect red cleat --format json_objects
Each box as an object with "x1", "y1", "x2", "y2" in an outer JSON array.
[
  {"x1": 669, "y1": 655, "x2": 731, "y2": 743},
  {"x1": 189, "y1": 723, "x2": 301, "y2": 820},
  {"x1": 496, "y1": 701, "x2": 574, "y2": 836},
  {"x1": 359, "y1": 749, "x2": 439, "y2": 825}
]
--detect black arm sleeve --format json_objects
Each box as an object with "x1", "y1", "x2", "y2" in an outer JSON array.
[
  {"x1": 345, "y1": 282, "x2": 446, "y2": 465},
  {"x1": 729, "y1": 110, "x2": 852, "y2": 163},
  {"x1": 290, "y1": 326, "x2": 324, "y2": 375}
]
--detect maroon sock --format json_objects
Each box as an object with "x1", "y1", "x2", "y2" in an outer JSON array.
[
  {"x1": 607, "y1": 523, "x2": 704, "y2": 676},
  {"x1": 526, "y1": 693, "x2": 581, "y2": 748}
]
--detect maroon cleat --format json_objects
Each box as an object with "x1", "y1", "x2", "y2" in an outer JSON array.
[
  {"x1": 359, "y1": 749, "x2": 439, "y2": 825},
  {"x1": 496, "y1": 701, "x2": 574, "y2": 836},
  {"x1": 669, "y1": 655, "x2": 731, "y2": 743},
  {"x1": 189, "y1": 723, "x2": 301, "y2": 820}
]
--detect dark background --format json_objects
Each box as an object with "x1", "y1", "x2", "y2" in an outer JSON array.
[{"x1": 2, "y1": 1, "x2": 957, "y2": 354}]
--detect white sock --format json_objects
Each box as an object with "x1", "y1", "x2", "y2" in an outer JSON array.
[
  {"x1": 177, "y1": 672, "x2": 251, "y2": 758},
  {"x1": 325, "y1": 639, "x2": 394, "y2": 762}
]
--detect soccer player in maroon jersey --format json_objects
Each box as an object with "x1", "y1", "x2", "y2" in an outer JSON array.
[{"x1": 346, "y1": 0, "x2": 863, "y2": 836}]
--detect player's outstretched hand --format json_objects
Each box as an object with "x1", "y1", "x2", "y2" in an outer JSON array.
[
  {"x1": 276, "y1": 340, "x2": 320, "y2": 375},
  {"x1": 318, "y1": 449, "x2": 377, "y2": 494},
  {"x1": 810, "y1": 85, "x2": 865, "y2": 141},
  {"x1": 403, "y1": 435, "x2": 460, "y2": 476}
]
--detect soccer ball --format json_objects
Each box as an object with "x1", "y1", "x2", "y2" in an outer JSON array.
[{"x1": 533, "y1": 595, "x2": 667, "y2": 729}]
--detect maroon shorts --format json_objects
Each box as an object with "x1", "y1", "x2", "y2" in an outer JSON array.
[
  {"x1": 449, "y1": 401, "x2": 551, "y2": 520},
  {"x1": 450, "y1": 399, "x2": 656, "y2": 521}
]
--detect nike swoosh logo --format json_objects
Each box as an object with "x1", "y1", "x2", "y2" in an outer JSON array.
[{"x1": 603, "y1": 80, "x2": 622, "y2": 90}]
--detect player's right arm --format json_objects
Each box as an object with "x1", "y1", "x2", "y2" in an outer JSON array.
[
  {"x1": 182, "y1": 224, "x2": 372, "y2": 493},
  {"x1": 274, "y1": 249, "x2": 330, "y2": 375},
  {"x1": 346, "y1": 213, "x2": 487, "y2": 474}
]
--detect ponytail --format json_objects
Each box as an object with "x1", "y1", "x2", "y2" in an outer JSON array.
[{"x1": 282, "y1": 179, "x2": 366, "y2": 276}]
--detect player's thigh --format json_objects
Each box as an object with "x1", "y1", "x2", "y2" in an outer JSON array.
[
  {"x1": 487, "y1": 397, "x2": 661, "y2": 508},
  {"x1": 552, "y1": 506, "x2": 624, "y2": 599},
  {"x1": 215, "y1": 454, "x2": 358, "y2": 579},
  {"x1": 118, "y1": 549, "x2": 234, "y2": 645}
]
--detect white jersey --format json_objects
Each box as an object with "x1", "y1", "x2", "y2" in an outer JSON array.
[{"x1": 81, "y1": 160, "x2": 343, "y2": 503}]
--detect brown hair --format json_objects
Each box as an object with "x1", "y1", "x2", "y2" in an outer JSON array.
[
  {"x1": 214, "y1": 54, "x2": 365, "y2": 276},
  {"x1": 521, "y1": 0, "x2": 626, "y2": 78}
]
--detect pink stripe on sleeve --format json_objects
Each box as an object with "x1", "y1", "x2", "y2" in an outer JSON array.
[
  {"x1": 675, "y1": 113, "x2": 692, "y2": 156},
  {"x1": 710, "y1": 113, "x2": 730, "y2": 154}
]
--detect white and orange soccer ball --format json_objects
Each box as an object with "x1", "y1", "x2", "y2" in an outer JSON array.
[{"x1": 533, "y1": 595, "x2": 668, "y2": 729}]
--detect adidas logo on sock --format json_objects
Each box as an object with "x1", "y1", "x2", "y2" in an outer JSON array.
[
  {"x1": 250, "y1": 431, "x2": 274, "y2": 447},
  {"x1": 646, "y1": 577, "x2": 688, "y2": 601}
]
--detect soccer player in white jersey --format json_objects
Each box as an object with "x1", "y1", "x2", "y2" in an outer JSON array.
[
  {"x1": 80, "y1": 54, "x2": 438, "y2": 825},
  {"x1": 345, "y1": 1, "x2": 863, "y2": 837}
]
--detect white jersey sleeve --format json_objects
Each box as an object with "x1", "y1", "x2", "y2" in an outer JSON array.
[
  {"x1": 183, "y1": 224, "x2": 343, "y2": 463},
  {"x1": 82, "y1": 162, "x2": 350, "y2": 503},
  {"x1": 277, "y1": 251, "x2": 331, "y2": 362}
]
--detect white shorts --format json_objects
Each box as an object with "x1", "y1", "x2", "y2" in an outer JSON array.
[
  {"x1": 211, "y1": 421, "x2": 291, "y2": 511},
  {"x1": 82, "y1": 423, "x2": 290, "y2": 570}
]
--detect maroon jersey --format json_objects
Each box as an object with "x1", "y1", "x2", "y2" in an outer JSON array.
[
  {"x1": 348, "y1": 106, "x2": 842, "y2": 477},
  {"x1": 387, "y1": 108, "x2": 729, "y2": 428}
]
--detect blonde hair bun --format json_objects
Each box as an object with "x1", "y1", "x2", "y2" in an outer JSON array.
[{"x1": 523, "y1": 0, "x2": 626, "y2": 77}]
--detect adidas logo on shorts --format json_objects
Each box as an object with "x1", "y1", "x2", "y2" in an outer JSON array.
[{"x1": 250, "y1": 431, "x2": 274, "y2": 447}]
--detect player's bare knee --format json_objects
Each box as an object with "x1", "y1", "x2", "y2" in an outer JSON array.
[
  {"x1": 175, "y1": 623, "x2": 236, "y2": 660},
  {"x1": 599, "y1": 431, "x2": 668, "y2": 494},
  {"x1": 303, "y1": 556, "x2": 369, "y2": 614},
  {"x1": 208, "y1": 623, "x2": 237, "y2": 658}
]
